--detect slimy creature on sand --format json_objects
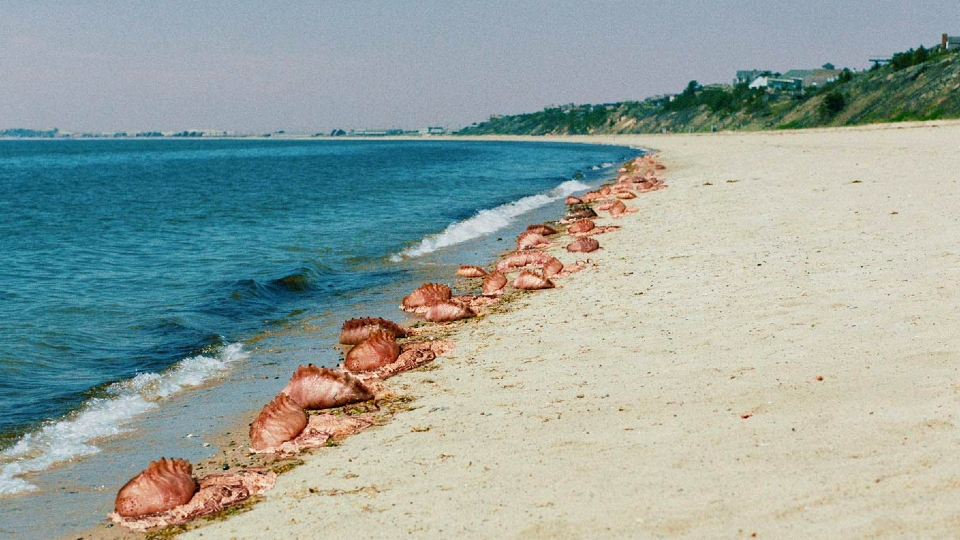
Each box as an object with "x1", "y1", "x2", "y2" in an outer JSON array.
[
  {"x1": 401, "y1": 283, "x2": 452, "y2": 309},
  {"x1": 339, "y1": 317, "x2": 407, "y2": 345},
  {"x1": 281, "y1": 365, "x2": 374, "y2": 409},
  {"x1": 424, "y1": 300, "x2": 476, "y2": 322},
  {"x1": 456, "y1": 265, "x2": 488, "y2": 278},
  {"x1": 249, "y1": 393, "x2": 308, "y2": 452},
  {"x1": 566, "y1": 237, "x2": 601, "y2": 253},
  {"x1": 344, "y1": 331, "x2": 401, "y2": 372},
  {"x1": 114, "y1": 458, "x2": 197, "y2": 518},
  {"x1": 482, "y1": 271, "x2": 507, "y2": 295},
  {"x1": 517, "y1": 230, "x2": 551, "y2": 250},
  {"x1": 526, "y1": 223, "x2": 558, "y2": 235},
  {"x1": 513, "y1": 270, "x2": 555, "y2": 290}
]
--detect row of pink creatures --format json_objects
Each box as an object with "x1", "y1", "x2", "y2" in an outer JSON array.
[{"x1": 108, "y1": 154, "x2": 667, "y2": 531}]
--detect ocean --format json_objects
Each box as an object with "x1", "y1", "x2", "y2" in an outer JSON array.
[{"x1": 0, "y1": 138, "x2": 637, "y2": 537}]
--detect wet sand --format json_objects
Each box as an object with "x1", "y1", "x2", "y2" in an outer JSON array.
[{"x1": 85, "y1": 121, "x2": 960, "y2": 539}]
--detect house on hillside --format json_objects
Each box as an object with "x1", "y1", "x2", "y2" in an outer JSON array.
[
  {"x1": 767, "y1": 68, "x2": 843, "y2": 92},
  {"x1": 943, "y1": 34, "x2": 960, "y2": 50},
  {"x1": 748, "y1": 76, "x2": 769, "y2": 89},
  {"x1": 735, "y1": 70, "x2": 764, "y2": 85}
]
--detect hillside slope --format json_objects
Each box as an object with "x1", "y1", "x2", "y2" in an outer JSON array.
[{"x1": 459, "y1": 50, "x2": 960, "y2": 135}]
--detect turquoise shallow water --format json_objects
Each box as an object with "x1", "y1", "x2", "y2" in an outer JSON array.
[{"x1": 0, "y1": 139, "x2": 637, "y2": 531}]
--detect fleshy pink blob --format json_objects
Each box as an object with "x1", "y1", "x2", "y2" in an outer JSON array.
[
  {"x1": 513, "y1": 270, "x2": 555, "y2": 290},
  {"x1": 401, "y1": 283, "x2": 452, "y2": 309},
  {"x1": 115, "y1": 458, "x2": 198, "y2": 518},
  {"x1": 482, "y1": 272, "x2": 508, "y2": 295},
  {"x1": 566, "y1": 237, "x2": 601, "y2": 253},
  {"x1": 249, "y1": 393, "x2": 308, "y2": 452},
  {"x1": 567, "y1": 219, "x2": 595, "y2": 234},
  {"x1": 526, "y1": 224, "x2": 557, "y2": 235},
  {"x1": 339, "y1": 317, "x2": 407, "y2": 345},
  {"x1": 517, "y1": 231, "x2": 551, "y2": 250},
  {"x1": 424, "y1": 301, "x2": 475, "y2": 322},
  {"x1": 281, "y1": 365, "x2": 373, "y2": 410},
  {"x1": 456, "y1": 265, "x2": 488, "y2": 278},
  {"x1": 344, "y1": 331, "x2": 401, "y2": 372}
]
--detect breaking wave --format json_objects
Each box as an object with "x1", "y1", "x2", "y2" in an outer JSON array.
[
  {"x1": 391, "y1": 179, "x2": 590, "y2": 260},
  {"x1": 0, "y1": 343, "x2": 248, "y2": 496}
]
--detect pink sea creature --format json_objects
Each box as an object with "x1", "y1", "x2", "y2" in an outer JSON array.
[
  {"x1": 344, "y1": 331, "x2": 400, "y2": 372},
  {"x1": 111, "y1": 469, "x2": 276, "y2": 531},
  {"x1": 482, "y1": 271, "x2": 507, "y2": 295},
  {"x1": 517, "y1": 231, "x2": 551, "y2": 250},
  {"x1": 580, "y1": 191, "x2": 603, "y2": 203},
  {"x1": 541, "y1": 256, "x2": 564, "y2": 279},
  {"x1": 616, "y1": 191, "x2": 637, "y2": 199},
  {"x1": 513, "y1": 270, "x2": 555, "y2": 290},
  {"x1": 114, "y1": 458, "x2": 198, "y2": 518},
  {"x1": 526, "y1": 223, "x2": 557, "y2": 235},
  {"x1": 567, "y1": 219, "x2": 595, "y2": 234},
  {"x1": 401, "y1": 283, "x2": 452, "y2": 309},
  {"x1": 424, "y1": 300, "x2": 475, "y2": 322},
  {"x1": 456, "y1": 265, "x2": 488, "y2": 278},
  {"x1": 339, "y1": 317, "x2": 407, "y2": 345},
  {"x1": 280, "y1": 365, "x2": 373, "y2": 410},
  {"x1": 564, "y1": 206, "x2": 598, "y2": 220},
  {"x1": 566, "y1": 237, "x2": 601, "y2": 253},
  {"x1": 249, "y1": 393, "x2": 308, "y2": 452},
  {"x1": 495, "y1": 250, "x2": 555, "y2": 273}
]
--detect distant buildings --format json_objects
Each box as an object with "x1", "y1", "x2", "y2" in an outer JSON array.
[{"x1": 736, "y1": 65, "x2": 842, "y2": 92}]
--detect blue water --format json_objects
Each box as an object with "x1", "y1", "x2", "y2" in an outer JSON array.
[{"x1": 0, "y1": 139, "x2": 635, "y2": 506}]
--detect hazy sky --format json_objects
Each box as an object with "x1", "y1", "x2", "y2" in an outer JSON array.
[{"x1": 2, "y1": 1, "x2": 957, "y2": 132}]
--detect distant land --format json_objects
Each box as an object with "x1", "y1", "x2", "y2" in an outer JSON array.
[
  {"x1": 458, "y1": 41, "x2": 960, "y2": 136},
  {"x1": 4, "y1": 39, "x2": 959, "y2": 140},
  {"x1": 0, "y1": 127, "x2": 449, "y2": 139}
]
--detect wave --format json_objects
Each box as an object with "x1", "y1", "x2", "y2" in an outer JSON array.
[
  {"x1": 0, "y1": 343, "x2": 248, "y2": 496},
  {"x1": 391, "y1": 179, "x2": 590, "y2": 260}
]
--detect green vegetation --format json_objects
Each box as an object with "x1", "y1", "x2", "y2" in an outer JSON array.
[{"x1": 459, "y1": 43, "x2": 960, "y2": 136}]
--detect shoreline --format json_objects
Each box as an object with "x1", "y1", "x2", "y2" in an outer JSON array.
[
  {"x1": 71, "y1": 120, "x2": 960, "y2": 538},
  {"x1": 49, "y1": 142, "x2": 636, "y2": 540}
]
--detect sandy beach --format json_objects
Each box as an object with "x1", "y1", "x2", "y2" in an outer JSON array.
[{"x1": 91, "y1": 121, "x2": 960, "y2": 539}]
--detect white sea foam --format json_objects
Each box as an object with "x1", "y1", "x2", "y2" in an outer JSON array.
[
  {"x1": 0, "y1": 343, "x2": 247, "y2": 496},
  {"x1": 391, "y1": 180, "x2": 590, "y2": 260}
]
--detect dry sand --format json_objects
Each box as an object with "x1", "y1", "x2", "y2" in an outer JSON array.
[{"x1": 107, "y1": 121, "x2": 960, "y2": 539}]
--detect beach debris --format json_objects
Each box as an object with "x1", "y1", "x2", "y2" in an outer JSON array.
[
  {"x1": 249, "y1": 393, "x2": 309, "y2": 452},
  {"x1": 281, "y1": 365, "x2": 374, "y2": 410},
  {"x1": 482, "y1": 271, "x2": 507, "y2": 295},
  {"x1": 401, "y1": 283, "x2": 452, "y2": 310},
  {"x1": 424, "y1": 300, "x2": 476, "y2": 322},
  {"x1": 616, "y1": 191, "x2": 637, "y2": 199},
  {"x1": 566, "y1": 237, "x2": 601, "y2": 253},
  {"x1": 110, "y1": 468, "x2": 276, "y2": 531},
  {"x1": 344, "y1": 331, "x2": 401, "y2": 372},
  {"x1": 456, "y1": 265, "x2": 488, "y2": 278},
  {"x1": 513, "y1": 270, "x2": 555, "y2": 290},
  {"x1": 565, "y1": 196, "x2": 583, "y2": 205},
  {"x1": 339, "y1": 317, "x2": 408, "y2": 345},
  {"x1": 114, "y1": 458, "x2": 198, "y2": 518}
]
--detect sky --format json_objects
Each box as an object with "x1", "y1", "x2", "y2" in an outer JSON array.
[{"x1": 1, "y1": 0, "x2": 957, "y2": 133}]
